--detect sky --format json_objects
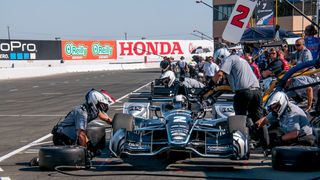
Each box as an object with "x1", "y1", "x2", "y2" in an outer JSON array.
[{"x1": 0, "y1": 0, "x2": 213, "y2": 40}]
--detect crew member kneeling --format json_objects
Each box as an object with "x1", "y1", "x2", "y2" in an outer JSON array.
[
  {"x1": 52, "y1": 89, "x2": 113, "y2": 150},
  {"x1": 256, "y1": 91, "x2": 315, "y2": 147}
]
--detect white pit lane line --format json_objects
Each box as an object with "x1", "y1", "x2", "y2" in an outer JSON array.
[
  {"x1": 0, "y1": 177, "x2": 12, "y2": 180},
  {"x1": 0, "y1": 82, "x2": 151, "y2": 163}
]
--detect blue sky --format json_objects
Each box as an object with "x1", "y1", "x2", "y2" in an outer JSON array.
[{"x1": 0, "y1": 0, "x2": 213, "y2": 40}]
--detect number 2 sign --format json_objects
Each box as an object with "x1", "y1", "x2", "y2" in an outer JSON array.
[{"x1": 222, "y1": 0, "x2": 257, "y2": 44}]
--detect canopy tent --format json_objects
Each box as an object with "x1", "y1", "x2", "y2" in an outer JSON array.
[{"x1": 240, "y1": 27, "x2": 299, "y2": 43}]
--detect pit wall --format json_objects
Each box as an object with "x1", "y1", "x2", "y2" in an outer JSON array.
[{"x1": 0, "y1": 39, "x2": 213, "y2": 79}]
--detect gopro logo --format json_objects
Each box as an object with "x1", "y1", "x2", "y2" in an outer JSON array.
[{"x1": 0, "y1": 41, "x2": 37, "y2": 52}]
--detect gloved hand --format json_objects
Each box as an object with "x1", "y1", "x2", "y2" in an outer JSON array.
[{"x1": 86, "y1": 141, "x2": 96, "y2": 153}]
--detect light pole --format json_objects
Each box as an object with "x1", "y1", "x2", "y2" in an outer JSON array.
[
  {"x1": 7, "y1": 26, "x2": 11, "y2": 40},
  {"x1": 196, "y1": 0, "x2": 229, "y2": 48},
  {"x1": 193, "y1": 29, "x2": 213, "y2": 40}
]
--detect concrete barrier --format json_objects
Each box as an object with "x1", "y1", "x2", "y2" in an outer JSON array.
[{"x1": 0, "y1": 60, "x2": 159, "y2": 80}]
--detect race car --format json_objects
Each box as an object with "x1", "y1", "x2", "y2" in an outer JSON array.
[{"x1": 109, "y1": 81, "x2": 249, "y2": 160}]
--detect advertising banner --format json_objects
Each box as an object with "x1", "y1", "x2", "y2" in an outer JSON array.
[
  {"x1": 222, "y1": 0, "x2": 258, "y2": 44},
  {"x1": 61, "y1": 40, "x2": 117, "y2": 60},
  {"x1": 0, "y1": 39, "x2": 61, "y2": 60},
  {"x1": 116, "y1": 40, "x2": 213, "y2": 62},
  {"x1": 256, "y1": 0, "x2": 274, "y2": 27}
]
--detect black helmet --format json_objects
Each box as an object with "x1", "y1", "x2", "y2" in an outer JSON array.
[
  {"x1": 160, "y1": 60, "x2": 170, "y2": 70},
  {"x1": 305, "y1": 25, "x2": 318, "y2": 36}
]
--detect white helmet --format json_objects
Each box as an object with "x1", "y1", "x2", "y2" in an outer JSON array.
[
  {"x1": 173, "y1": 95, "x2": 187, "y2": 109},
  {"x1": 214, "y1": 48, "x2": 231, "y2": 63},
  {"x1": 264, "y1": 91, "x2": 288, "y2": 117},
  {"x1": 160, "y1": 70, "x2": 176, "y2": 87},
  {"x1": 85, "y1": 89, "x2": 113, "y2": 113}
]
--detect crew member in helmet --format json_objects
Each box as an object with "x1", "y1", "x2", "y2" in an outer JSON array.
[
  {"x1": 160, "y1": 56, "x2": 171, "y2": 73},
  {"x1": 52, "y1": 89, "x2": 113, "y2": 148},
  {"x1": 160, "y1": 70, "x2": 176, "y2": 88},
  {"x1": 211, "y1": 48, "x2": 266, "y2": 147},
  {"x1": 256, "y1": 91, "x2": 315, "y2": 147},
  {"x1": 161, "y1": 69, "x2": 204, "y2": 88}
]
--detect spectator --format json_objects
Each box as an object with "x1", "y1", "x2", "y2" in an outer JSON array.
[
  {"x1": 176, "y1": 56, "x2": 189, "y2": 77},
  {"x1": 197, "y1": 56, "x2": 205, "y2": 73},
  {"x1": 261, "y1": 48, "x2": 284, "y2": 78},
  {"x1": 281, "y1": 43, "x2": 291, "y2": 61},
  {"x1": 291, "y1": 38, "x2": 313, "y2": 65},
  {"x1": 203, "y1": 56, "x2": 219, "y2": 81},
  {"x1": 244, "y1": 53, "x2": 261, "y2": 80},
  {"x1": 285, "y1": 75, "x2": 320, "y2": 112},
  {"x1": 188, "y1": 60, "x2": 198, "y2": 79},
  {"x1": 277, "y1": 49, "x2": 290, "y2": 71},
  {"x1": 304, "y1": 25, "x2": 320, "y2": 60},
  {"x1": 258, "y1": 49, "x2": 271, "y2": 71}
]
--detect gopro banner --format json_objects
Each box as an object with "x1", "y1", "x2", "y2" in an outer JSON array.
[
  {"x1": 256, "y1": 0, "x2": 274, "y2": 27},
  {"x1": 0, "y1": 39, "x2": 62, "y2": 60}
]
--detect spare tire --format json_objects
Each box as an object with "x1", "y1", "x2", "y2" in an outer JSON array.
[
  {"x1": 112, "y1": 113, "x2": 134, "y2": 134},
  {"x1": 272, "y1": 146, "x2": 320, "y2": 171},
  {"x1": 39, "y1": 146, "x2": 88, "y2": 171},
  {"x1": 86, "y1": 126, "x2": 106, "y2": 150},
  {"x1": 88, "y1": 119, "x2": 110, "y2": 128}
]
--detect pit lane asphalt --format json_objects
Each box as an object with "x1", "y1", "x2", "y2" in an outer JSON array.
[{"x1": 0, "y1": 69, "x2": 319, "y2": 180}]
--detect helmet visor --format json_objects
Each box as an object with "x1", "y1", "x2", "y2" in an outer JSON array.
[{"x1": 97, "y1": 102, "x2": 109, "y2": 113}]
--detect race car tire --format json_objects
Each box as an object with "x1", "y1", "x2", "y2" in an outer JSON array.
[
  {"x1": 272, "y1": 146, "x2": 320, "y2": 171},
  {"x1": 110, "y1": 128, "x2": 127, "y2": 156},
  {"x1": 86, "y1": 126, "x2": 106, "y2": 150},
  {"x1": 39, "y1": 146, "x2": 88, "y2": 170},
  {"x1": 228, "y1": 115, "x2": 248, "y2": 136},
  {"x1": 112, "y1": 113, "x2": 134, "y2": 134},
  {"x1": 231, "y1": 131, "x2": 250, "y2": 160},
  {"x1": 88, "y1": 119, "x2": 110, "y2": 128},
  {"x1": 313, "y1": 128, "x2": 320, "y2": 147}
]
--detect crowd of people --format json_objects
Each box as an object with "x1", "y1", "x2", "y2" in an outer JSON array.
[{"x1": 159, "y1": 24, "x2": 320, "y2": 151}]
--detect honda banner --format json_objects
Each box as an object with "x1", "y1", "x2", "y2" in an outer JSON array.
[
  {"x1": 116, "y1": 40, "x2": 213, "y2": 62},
  {"x1": 61, "y1": 40, "x2": 117, "y2": 60},
  {"x1": 0, "y1": 39, "x2": 61, "y2": 60},
  {"x1": 256, "y1": 0, "x2": 274, "y2": 27}
]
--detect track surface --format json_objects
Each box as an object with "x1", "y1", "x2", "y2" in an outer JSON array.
[{"x1": 0, "y1": 69, "x2": 319, "y2": 180}]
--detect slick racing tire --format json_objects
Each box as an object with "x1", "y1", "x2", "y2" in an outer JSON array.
[
  {"x1": 88, "y1": 119, "x2": 110, "y2": 128},
  {"x1": 272, "y1": 146, "x2": 320, "y2": 171},
  {"x1": 112, "y1": 113, "x2": 134, "y2": 134},
  {"x1": 229, "y1": 115, "x2": 249, "y2": 160},
  {"x1": 39, "y1": 146, "x2": 87, "y2": 171},
  {"x1": 228, "y1": 115, "x2": 248, "y2": 136},
  {"x1": 86, "y1": 126, "x2": 106, "y2": 150},
  {"x1": 313, "y1": 128, "x2": 320, "y2": 147}
]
